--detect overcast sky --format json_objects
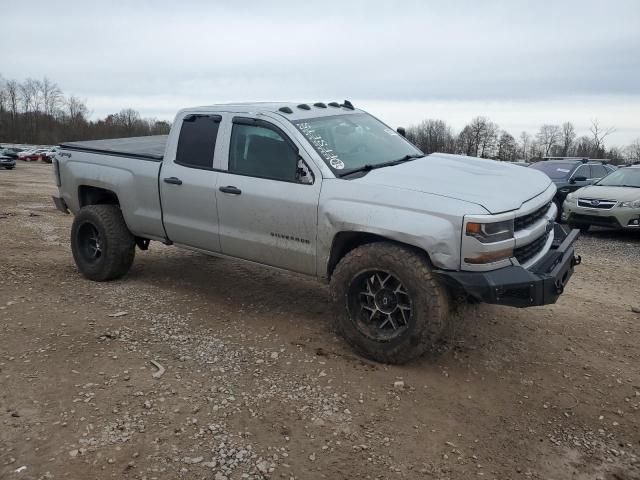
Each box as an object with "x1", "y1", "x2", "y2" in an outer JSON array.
[{"x1": 2, "y1": 0, "x2": 639, "y2": 145}]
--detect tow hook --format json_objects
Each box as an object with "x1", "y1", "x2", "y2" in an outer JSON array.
[
  {"x1": 572, "y1": 255, "x2": 582, "y2": 266},
  {"x1": 554, "y1": 278, "x2": 565, "y2": 295}
]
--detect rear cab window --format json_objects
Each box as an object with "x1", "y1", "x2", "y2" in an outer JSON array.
[{"x1": 175, "y1": 114, "x2": 222, "y2": 170}]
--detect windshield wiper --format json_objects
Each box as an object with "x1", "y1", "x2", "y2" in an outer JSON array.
[{"x1": 338, "y1": 153, "x2": 425, "y2": 177}]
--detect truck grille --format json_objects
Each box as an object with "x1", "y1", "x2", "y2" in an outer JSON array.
[
  {"x1": 577, "y1": 198, "x2": 616, "y2": 210},
  {"x1": 514, "y1": 202, "x2": 551, "y2": 231},
  {"x1": 514, "y1": 232, "x2": 550, "y2": 265}
]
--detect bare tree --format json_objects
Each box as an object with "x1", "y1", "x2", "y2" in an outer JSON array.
[
  {"x1": 65, "y1": 95, "x2": 88, "y2": 123},
  {"x1": 0, "y1": 82, "x2": 7, "y2": 114},
  {"x1": 590, "y1": 119, "x2": 616, "y2": 158},
  {"x1": 457, "y1": 116, "x2": 498, "y2": 157},
  {"x1": 479, "y1": 120, "x2": 498, "y2": 158},
  {"x1": 41, "y1": 77, "x2": 63, "y2": 117},
  {"x1": 114, "y1": 108, "x2": 142, "y2": 132},
  {"x1": 573, "y1": 136, "x2": 595, "y2": 158},
  {"x1": 519, "y1": 131, "x2": 531, "y2": 160},
  {"x1": 456, "y1": 125, "x2": 475, "y2": 156},
  {"x1": 406, "y1": 119, "x2": 455, "y2": 154},
  {"x1": 536, "y1": 124, "x2": 562, "y2": 157},
  {"x1": 5, "y1": 80, "x2": 20, "y2": 117},
  {"x1": 496, "y1": 131, "x2": 517, "y2": 161},
  {"x1": 625, "y1": 139, "x2": 640, "y2": 164},
  {"x1": 560, "y1": 122, "x2": 575, "y2": 157},
  {"x1": 19, "y1": 79, "x2": 36, "y2": 113}
]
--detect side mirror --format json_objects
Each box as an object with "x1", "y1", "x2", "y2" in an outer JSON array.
[
  {"x1": 396, "y1": 127, "x2": 406, "y2": 137},
  {"x1": 571, "y1": 175, "x2": 587, "y2": 184},
  {"x1": 296, "y1": 157, "x2": 314, "y2": 185}
]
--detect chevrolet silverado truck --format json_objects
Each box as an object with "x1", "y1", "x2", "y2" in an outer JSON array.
[{"x1": 52, "y1": 101, "x2": 581, "y2": 363}]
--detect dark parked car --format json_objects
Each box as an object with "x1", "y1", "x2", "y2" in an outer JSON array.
[
  {"x1": 0, "y1": 147, "x2": 21, "y2": 159},
  {"x1": 0, "y1": 154, "x2": 16, "y2": 169},
  {"x1": 529, "y1": 160, "x2": 616, "y2": 218}
]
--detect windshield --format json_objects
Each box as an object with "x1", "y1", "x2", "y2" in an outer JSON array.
[
  {"x1": 292, "y1": 113, "x2": 422, "y2": 173},
  {"x1": 529, "y1": 162, "x2": 576, "y2": 180},
  {"x1": 596, "y1": 168, "x2": 640, "y2": 188}
]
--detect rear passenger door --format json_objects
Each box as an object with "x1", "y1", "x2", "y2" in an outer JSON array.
[
  {"x1": 160, "y1": 114, "x2": 223, "y2": 252},
  {"x1": 215, "y1": 116, "x2": 321, "y2": 275}
]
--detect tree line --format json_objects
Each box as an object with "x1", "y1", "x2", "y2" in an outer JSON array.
[
  {"x1": 1, "y1": 74, "x2": 639, "y2": 165},
  {"x1": 0, "y1": 75, "x2": 171, "y2": 145},
  {"x1": 406, "y1": 116, "x2": 640, "y2": 165}
]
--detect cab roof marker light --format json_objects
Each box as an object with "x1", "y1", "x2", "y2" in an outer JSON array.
[
  {"x1": 313, "y1": 102, "x2": 327, "y2": 108},
  {"x1": 297, "y1": 104, "x2": 311, "y2": 110},
  {"x1": 328, "y1": 102, "x2": 340, "y2": 107},
  {"x1": 342, "y1": 99, "x2": 354, "y2": 110},
  {"x1": 278, "y1": 107, "x2": 293, "y2": 114}
]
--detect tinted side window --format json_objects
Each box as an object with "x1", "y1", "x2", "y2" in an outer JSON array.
[
  {"x1": 591, "y1": 165, "x2": 607, "y2": 178},
  {"x1": 574, "y1": 165, "x2": 590, "y2": 179},
  {"x1": 228, "y1": 123, "x2": 298, "y2": 182},
  {"x1": 175, "y1": 115, "x2": 221, "y2": 169}
]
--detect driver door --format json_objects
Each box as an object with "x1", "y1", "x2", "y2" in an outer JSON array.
[{"x1": 215, "y1": 116, "x2": 322, "y2": 275}]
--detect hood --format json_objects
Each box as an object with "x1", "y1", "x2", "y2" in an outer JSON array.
[
  {"x1": 354, "y1": 153, "x2": 552, "y2": 213},
  {"x1": 574, "y1": 185, "x2": 640, "y2": 201}
]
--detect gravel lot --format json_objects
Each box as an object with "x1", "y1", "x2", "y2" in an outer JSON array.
[{"x1": 1, "y1": 163, "x2": 639, "y2": 480}]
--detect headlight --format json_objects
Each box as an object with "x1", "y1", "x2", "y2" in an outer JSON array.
[
  {"x1": 565, "y1": 192, "x2": 578, "y2": 201},
  {"x1": 466, "y1": 219, "x2": 514, "y2": 243},
  {"x1": 619, "y1": 199, "x2": 640, "y2": 208}
]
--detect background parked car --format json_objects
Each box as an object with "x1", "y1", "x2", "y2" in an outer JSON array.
[
  {"x1": 18, "y1": 149, "x2": 40, "y2": 161},
  {"x1": 0, "y1": 147, "x2": 21, "y2": 159},
  {"x1": 562, "y1": 165, "x2": 640, "y2": 231},
  {"x1": 39, "y1": 147, "x2": 59, "y2": 163},
  {"x1": 529, "y1": 159, "x2": 616, "y2": 218},
  {"x1": 0, "y1": 154, "x2": 16, "y2": 169}
]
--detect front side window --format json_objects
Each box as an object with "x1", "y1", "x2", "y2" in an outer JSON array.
[
  {"x1": 175, "y1": 115, "x2": 221, "y2": 169},
  {"x1": 228, "y1": 122, "x2": 299, "y2": 182},
  {"x1": 292, "y1": 113, "x2": 422, "y2": 174}
]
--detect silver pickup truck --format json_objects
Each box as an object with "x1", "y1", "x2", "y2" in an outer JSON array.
[{"x1": 52, "y1": 101, "x2": 580, "y2": 363}]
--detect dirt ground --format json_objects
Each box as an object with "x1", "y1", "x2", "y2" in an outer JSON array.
[{"x1": 1, "y1": 162, "x2": 639, "y2": 480}]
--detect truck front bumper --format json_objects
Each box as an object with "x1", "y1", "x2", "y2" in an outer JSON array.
[{"x1": 435, "y1": 226, "x2": 581, "y2": 308}]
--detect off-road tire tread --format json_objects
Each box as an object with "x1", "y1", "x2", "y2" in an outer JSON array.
[
  {"x1": 330, "y1": 242, "x2": 449, "y2": 364},
  {"x1": 71, "y1": 205, "x2": 135, "y2": 281}
]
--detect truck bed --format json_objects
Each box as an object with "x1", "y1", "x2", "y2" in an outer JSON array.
[{"x1": 60, "y1": 135, "x2": 168, "y2": 161}]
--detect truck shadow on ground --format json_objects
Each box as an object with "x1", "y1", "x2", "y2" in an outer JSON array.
[{"x1": 120, "y1": 246, "x2": 536, "y2": 368}]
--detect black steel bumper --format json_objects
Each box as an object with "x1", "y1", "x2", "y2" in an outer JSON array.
[
  {"x1": 436, "y1": 225, "x2": 581, "y2": 308},
  {"x1": 0, "y1": 159, "x2": 16, "y2": 168},
  {"x1": 52, "y1": 195, "x2": 69, "y2": 214}
]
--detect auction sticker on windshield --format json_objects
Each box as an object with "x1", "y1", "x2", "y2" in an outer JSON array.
[{"x1": 295, "y1": 121, "x2": 345, "y2": 170}]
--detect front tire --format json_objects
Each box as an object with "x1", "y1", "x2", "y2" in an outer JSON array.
[
  {"x1": 330, "y1": 243, "x2": 450, "y2": 364},
  {"x1": 71, "y1": 205, "x2": 135, "y2": 281}
]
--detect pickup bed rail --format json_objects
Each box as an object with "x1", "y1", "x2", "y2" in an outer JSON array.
[{"x1": 60, "y1": 135, "x2": 167, "y2": 161}]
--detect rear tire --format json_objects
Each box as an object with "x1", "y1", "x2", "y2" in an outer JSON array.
[
  {"x1": 71, "y1": 205, "x2": 135, "y2": 281},
  {"x1": 330, "y1": 243, "x2": 450, "y2": 364}
]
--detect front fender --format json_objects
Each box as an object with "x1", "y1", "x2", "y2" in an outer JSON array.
[{"x1": 317, "y1": 183, "x2": 488, "y2": 276}]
